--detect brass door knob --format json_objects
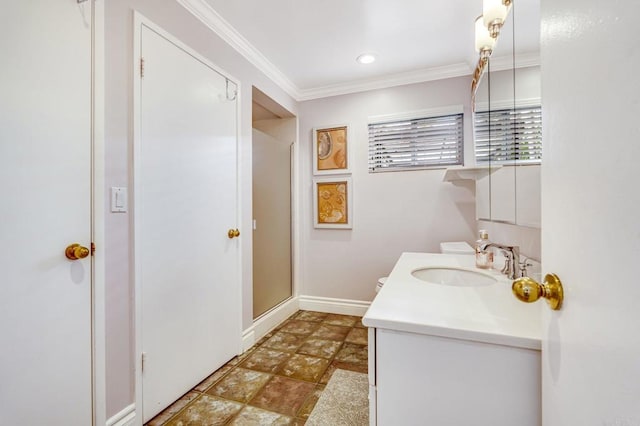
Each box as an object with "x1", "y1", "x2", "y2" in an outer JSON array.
[
  {"x1": 227, "y1": 229, "x2": 240, "y2": 239},
  {"x1": 65, "y1": 243, "x2": 90, "y2": 260},
  {"x1": 512, "y1": 273, "x2": 564, "y2": 310}
]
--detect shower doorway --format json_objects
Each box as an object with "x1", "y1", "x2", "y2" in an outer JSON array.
[{"x1": 252, "y1": 88, "x2": 295, "y2": 318}]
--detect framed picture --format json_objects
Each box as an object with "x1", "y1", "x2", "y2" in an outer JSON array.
[
  {"x1": 313, "y1": 125, "x2": 351, "y2": 175},
  {"x1": 313, "y1": 176, "x2": 353, "y2": 229}
]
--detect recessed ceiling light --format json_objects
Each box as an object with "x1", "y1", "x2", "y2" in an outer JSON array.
[{"x1": 356, "y1": 53, "x2": 377, "y2": 64}]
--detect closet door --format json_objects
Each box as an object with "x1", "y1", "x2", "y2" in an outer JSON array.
[{"x1": 136, "y1": 23, "x2": 241, "y2": 421}]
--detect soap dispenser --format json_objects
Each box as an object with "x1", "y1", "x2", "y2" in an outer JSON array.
[{"x1": 475, "y1": 230, "x2": 493, "y2": 269}]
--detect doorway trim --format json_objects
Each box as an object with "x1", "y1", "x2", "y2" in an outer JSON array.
[
  {"x1": 132, "y1": 12, "x2": 243, "y2": 423},
  {"x1": 91, "y1": 1, "x2": 106, "y2": 425}
]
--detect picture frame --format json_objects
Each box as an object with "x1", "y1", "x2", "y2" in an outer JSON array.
[
  {"x1": 312, "y1": 125, "x2": 351, "y2": 175},
  {"x1": 313, "y1": 176, "x2": 353, "y2": 229}
]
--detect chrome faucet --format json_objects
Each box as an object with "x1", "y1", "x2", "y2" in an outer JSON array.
[{"x1": 480, "y1": 243, "x2": 520, "y2": 279}]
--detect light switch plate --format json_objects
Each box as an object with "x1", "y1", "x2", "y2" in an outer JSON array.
[{"x1": 111, "y1": 187, "x2": 127, "y2": 213}]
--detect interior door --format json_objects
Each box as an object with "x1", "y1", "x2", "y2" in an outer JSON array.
[
  {"x1": 137, "y1": 23, "x2": 241, "y2": 421},
  {"x1": 541, "y1": 0, "x2": 640, "y2": 423},
  {"x1": 0, "y1": 1, "x2": 93, "y2": 424}
]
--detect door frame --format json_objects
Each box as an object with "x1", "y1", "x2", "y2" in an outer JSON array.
[
  {"x1": 132, "y1": 12, "x2": 243, "y2": 422},
  {"x1": 91, "y1": 1, "x2": 106, "y2": 425}
]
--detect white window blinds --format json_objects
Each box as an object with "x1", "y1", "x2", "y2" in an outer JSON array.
[
  {"x1": 368, "y1": 112, "x2": 464, "y2": 172},
  {"x1": 474, "y1": 105, "x2": 542, "y2": 164}
]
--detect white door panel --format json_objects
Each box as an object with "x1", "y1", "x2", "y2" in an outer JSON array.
[
  {"x1": 0, "y1": 1, "x2": 93, "y2": 424},
  {"x1": 541, "y1": 0, "x2": 640, "y2": 423},
  {"x1": 138, "y1": 24, "x2": 241, "y2": 421}
]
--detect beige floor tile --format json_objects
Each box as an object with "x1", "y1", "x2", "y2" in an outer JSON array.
[
  {"x1": 296, "y1": 385, "x2": 325, "y2": 419},
  {"x1": 295, "y1": 311, "x2": 328, "y2": 322},
  {"x1": 323, "y1": 314, "x2": 358, "y2": 327},
  {"x1": 334, "y1": 343, "x2": 368, "y2": 366},
  {"x1": 228, "y1": 405, "x2": 293, "y2": 425},
  {"x1": 309, "y1": 324, "x2": 350, "y2": 342},
  {"x1": 320, "y1": 360, "x2": 369, "y2": 385},
  {"x1": 345, "y1": 327, "x2": 368, "y2": 345},
  {"x1": 297, "y1": 338, "x2": 343, "y2": 359},
  {"x1": 194, "y1": 365, "x2": 233, "y2": 392},
  {"x1": 277, "y1": 354, "x2": 330, "y2": 382},
  {"x1": 279, "y1": 320, "x2": 321, "y2": 336},
  {"x1": 263, "y1": 331, "x2": 307, "y2": 352},
  {"x1": 165, "y1": 394, "x2": 242, "y2": 426},
  {"x1": 206, "y1": 368, "x2": 271, "y2": 403},
  {"x1": 240, "y1": 347, "x2": 292, "y2": 373},
  {"x1": 145, "y1": 391, "x2": 200, "y2": 426},
  {"x1": 249, "y1": 376, "x2": 316, "y2": 417}
]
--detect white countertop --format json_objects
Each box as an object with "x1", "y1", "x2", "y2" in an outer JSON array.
[{"x1": 362, "y1": 252, "x2": 542, "y2": 350}]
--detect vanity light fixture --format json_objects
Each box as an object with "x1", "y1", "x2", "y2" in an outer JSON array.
[
  {"x1": 483, "y1": 0, "x2": 512, "y2": 38},
  {"x1": 356, "y1": 53, "x2": 376, "y2": 64},
  {"x1": 475, "y1": 16, "x2": 495, "y2": 61},
  {"x1": 472, "y1": 0, "x2": 512, "y2": 104}
]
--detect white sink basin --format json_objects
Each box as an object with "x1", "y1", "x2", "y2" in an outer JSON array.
[{"x1": 411, "y1": 267, "x2": 497, "y2": 287}]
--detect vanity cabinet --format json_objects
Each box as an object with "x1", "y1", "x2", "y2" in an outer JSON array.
[
  {"x1": 368, "y1": 327, "x2": 541, "y2": 426},
  {"x1": 363, "y1": 252, "x2": 543, "y2": 426}
]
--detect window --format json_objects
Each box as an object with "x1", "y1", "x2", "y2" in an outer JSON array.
[
  {"x1": 368, "y1": 110, "x2": 464, "y2": 172},
  {"x1": 474, "y1": 105, "x2": 542, "y2": 164}
]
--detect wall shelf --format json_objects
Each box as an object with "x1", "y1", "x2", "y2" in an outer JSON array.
[{"x1": 442, "y1": 165, "x2": 502, "y2": 182}]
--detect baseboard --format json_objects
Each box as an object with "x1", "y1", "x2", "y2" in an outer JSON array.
[
  {"x1": 106, "y1": 403, "x2": 136, "y2": 426},
  {"x1": 241, "y1": 328, "x2": 256, "y2": 353},
  {"x1": 242, "y1": 297, "x2": 299, "y2": 352},
  {"x1": 298, "y1": 296, "x2": 371, "y2": 316},
  {"x1": 241, "y1": 295, "x2": 371, "y2": 352}
]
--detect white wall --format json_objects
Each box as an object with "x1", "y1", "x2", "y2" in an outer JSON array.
[
  {"x1": 298, "y1": 77, "x2": 478, "y2": 302},
  {"x1": 253, "y1": 117, "x2": 297, "y2": 143},
  {"x1": 104, "y1": 0, "x2": 297, "y2": 417}
]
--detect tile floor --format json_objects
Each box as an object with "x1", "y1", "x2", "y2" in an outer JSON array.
[{"x1": 146, "y1": 310, "x2": 368, "y2": 425}]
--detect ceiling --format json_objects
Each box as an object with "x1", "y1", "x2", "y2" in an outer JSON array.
[{"x1": 193, "y1": 0, "x2": 540, "y2": 100}]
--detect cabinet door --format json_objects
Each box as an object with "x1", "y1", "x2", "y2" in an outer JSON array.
[
  {"x1": 475, "y1": 174, "x2": 491, "y2": 220},
  {"x1": 490, "y1": 167, "x2": 517, "y2": 223},
  {"x1": 375, "y1": 329, "x2": 540, "y2": 426},
  {"x1": 516, "y1": 165, "x2": 541, "y2": 227}
]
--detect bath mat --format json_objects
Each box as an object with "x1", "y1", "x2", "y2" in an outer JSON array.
[{"x1": 306, "y1": 369, "x2": 369, "y2": 426}]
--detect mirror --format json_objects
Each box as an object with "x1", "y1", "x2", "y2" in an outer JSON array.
[{"x1": 473, "y1": 0, "x2": 541, "y2": 228}]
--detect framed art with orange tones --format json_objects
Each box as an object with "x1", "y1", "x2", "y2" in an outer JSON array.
[
  {"x1": 313, "y1": 176, "x2": 353, "y2": 229},
  {"x1": 313, "y1": 125, "x2": 351, "y2": 175}
]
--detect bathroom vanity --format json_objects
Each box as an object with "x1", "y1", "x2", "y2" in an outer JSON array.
[{"x1": 362, "y1": 253, "x2": 541, "y2": 426}]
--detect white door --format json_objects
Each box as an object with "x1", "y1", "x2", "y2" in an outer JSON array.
[
  {"x1": 0, "y1": 1, "x2": 93, "y2": 425},
  {"x1": 136, "y1": 23, "x2": 241, "y2": 421},
  {"x1": 541, "y1": 0, "x2": 640, "y2": 424}
]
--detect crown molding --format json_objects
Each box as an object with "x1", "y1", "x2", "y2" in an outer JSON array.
[
  {"x1": 176, "y1": 0, "x2": 302, "y2": 99},
  {"x1": 177, "y1": 0, "x2": 538, "y2": 102},
  {"x1": 297, "y1": 63, "x2": 474, "y2": 101},
  {"x1": 488, "y1": 52, "x2": 540, "y2": 71}
]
